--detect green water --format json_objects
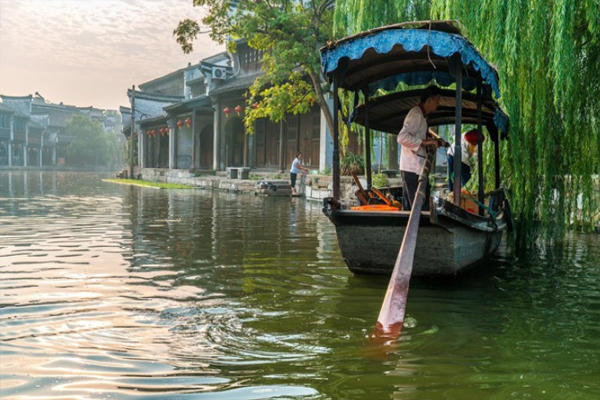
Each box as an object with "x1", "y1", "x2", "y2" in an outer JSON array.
[{"x1": 0, "y1": 171, "x2": 598, "y2": 400}]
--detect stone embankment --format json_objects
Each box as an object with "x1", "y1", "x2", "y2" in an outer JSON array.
[
  {"x1": 138, "y1": 168, "x2": 404, "y2": 203},
  {"x1": 136, "y1": 168, "x2": 600, "y2": 230}
]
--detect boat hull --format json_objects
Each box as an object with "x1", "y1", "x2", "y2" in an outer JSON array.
[{"x1": 324, "y1": 197, "x2": 508, "y2": 277}]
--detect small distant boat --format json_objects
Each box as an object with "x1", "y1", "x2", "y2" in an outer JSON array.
[
  {"x1": 255, "y1": 180, "x2": 293, "y2": 196},
  {"x1": 319, "y1": 20, "x2": 513, "y2": 277}
]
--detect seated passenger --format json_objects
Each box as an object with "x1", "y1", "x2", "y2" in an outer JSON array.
[{"x1": 447, "y1": 129, "x2": 483, "y2": 192}]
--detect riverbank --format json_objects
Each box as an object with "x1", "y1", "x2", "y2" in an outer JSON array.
[
  {"x1": 134, "y1": 167, "x2": 405, "y2": 203},
  {"x1": 125, "y1": 167, "x2": 600, "y2": 230}
]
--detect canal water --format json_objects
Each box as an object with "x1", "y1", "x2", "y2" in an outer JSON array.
[{"x1": 0, "y1": 171, "x2": 598, "y2": 400}]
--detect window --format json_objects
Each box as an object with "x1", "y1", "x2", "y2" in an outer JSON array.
[
  {"x1": 15, "y1": 118, "x2": 26, "y2": 133},
  {"x1": 0, "y1": 114, "x2": 9, "y2": 129}
]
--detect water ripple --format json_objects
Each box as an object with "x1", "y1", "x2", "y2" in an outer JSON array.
[{"x1": 1, "y1": 172, "x2": 599, "y2": 400}]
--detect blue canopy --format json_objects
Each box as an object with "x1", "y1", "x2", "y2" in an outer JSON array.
[{"x1": 321, "y1": 24, "x2": 501, "y2": 99}]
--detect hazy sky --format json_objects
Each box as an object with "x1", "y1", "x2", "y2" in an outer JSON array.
[{"x1": 0, "y1": 0, "x2": 224, "y2": 111}]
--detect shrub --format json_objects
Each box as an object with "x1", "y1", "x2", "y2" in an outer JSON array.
[
  {"x1": 372, "y1": 173, "x2": 388, "y2": 187},
  {"x1": 341, "y1": 152, "x2": 365, "y2": 175}
]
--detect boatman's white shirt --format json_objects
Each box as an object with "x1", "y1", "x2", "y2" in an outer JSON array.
[{"x1": 398, "y1": 105, "x2": 428, "y2": 174}]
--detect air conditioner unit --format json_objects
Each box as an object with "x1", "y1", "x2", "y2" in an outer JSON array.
[{"x1": 212, "y1": 67, "x2": 226, "y2": 80}]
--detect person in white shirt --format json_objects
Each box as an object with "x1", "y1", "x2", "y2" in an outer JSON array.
[
  {"x1": 447, "y1": 129, "x2": 483, "y2": 191},
  {"x1": 397, "y1": 86, "x2": 442, "y2": 211},
  {"x1": 290, "y1": 152, "x2": 309, "y2": 195}
]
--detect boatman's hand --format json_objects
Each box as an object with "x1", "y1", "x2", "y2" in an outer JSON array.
[
  {"x1": 422, "y1": 139, "x2": 440, "y2": 148},
  {"x1": 435, "y1": 138, "x2": 450, "y2": 148}
]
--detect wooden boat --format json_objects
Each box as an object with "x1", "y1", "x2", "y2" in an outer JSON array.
[{"x1": 319, "y1": 21, "x2": 512, "y2": 277}]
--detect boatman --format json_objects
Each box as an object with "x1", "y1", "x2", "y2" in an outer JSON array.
[{"x1": 397, "y1": 85, "x2": 443, "y2": 211}]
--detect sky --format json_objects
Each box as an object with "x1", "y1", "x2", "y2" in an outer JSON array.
[{"x1": 0, "y1": 0, "x2": 224, "y2": 111}]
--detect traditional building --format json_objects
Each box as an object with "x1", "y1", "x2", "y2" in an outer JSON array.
[
  {"x1": 123, "y1": 40, "x2": 331, "y2": 175},
  {"x1": 0, "y1": 102, "x2": 14, "y2": 166},
  {"x1": 0, "y1": 93, "x2": 121, "y2": 168}
]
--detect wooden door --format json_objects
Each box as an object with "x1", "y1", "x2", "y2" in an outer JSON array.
[
  {"x1": 310, "y1": 113, "x2": 320, "y2": 168},
  {"x1": 265, "y1": 120, "x2": 280, "y2": 167},
  {"x1": 255, "y1": 119, "x2": 266, "y2": 167},
  {"x1": 286, "y1": 115, "x2": 299, "y2": 169},
  {"x1": 200, "y1": 125, "x2": 213, "y2": 169},
  {"x1": 225, "y1": 118, "x2": 244, "y2": 167},
  {"x1": 298, "y1": 110, "x2": 320, "y2": 168}
]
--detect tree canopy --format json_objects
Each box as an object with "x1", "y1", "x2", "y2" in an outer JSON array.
[
  {"x1": 174, "y1": 0, "x2": 336, "y2": 137},
  {"x1": 333, "y1": 1, "x2": 600, "y2": 246},
  {"x1": 175, "y1": 1, "x2": 600, "y2": 245},
  {"x1": 333, "y1": 0, "x2": 431, "y2": 36},
  {"x1": 430, "y1": 0, "x2": 600, "y2": 246},
  {"x1": 66, "y1": 114, "x2": 120, "y2": 168}
]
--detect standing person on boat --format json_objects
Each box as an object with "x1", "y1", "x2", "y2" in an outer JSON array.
[
  {"x1": 447, "y1": 129, "x2": 483, "y2": 192},
  {"x1": 290, "y1": 152, "x2": 309, "y2": 195},
  {"x1": 397, "y1": 86, "x2": 442, "y2": 211}
]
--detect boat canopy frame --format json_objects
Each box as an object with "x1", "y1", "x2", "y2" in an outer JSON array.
[{"x1": 320, "y1": 20, "x2": 509, "y2": 213}]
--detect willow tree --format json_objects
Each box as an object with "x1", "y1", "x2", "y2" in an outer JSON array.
[
  {"x1": 333, "y1": 0, "x2": 432, "y2": 36},
  {"x1": 430, "y1": 0, "x2": 600, "y2": 247},
  {"x1": 334, "y1": 1, "x2": 600, "y2": 247}
]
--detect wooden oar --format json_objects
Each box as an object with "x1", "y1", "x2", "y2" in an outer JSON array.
[
  {"x1": 351, "y1": 171, "x2": 370, "y2": 205},
  {"x1": 375, "y1": 144, "x2": 437, "y2": 335}
]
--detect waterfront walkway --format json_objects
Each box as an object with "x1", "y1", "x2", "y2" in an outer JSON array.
[{"x1": 137, "y1": 167, "x2": 405, "y2": 203}]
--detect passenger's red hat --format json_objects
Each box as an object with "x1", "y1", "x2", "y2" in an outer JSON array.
[{"x1": 464, "y1": 129, "x2": 483, "y2": 145}]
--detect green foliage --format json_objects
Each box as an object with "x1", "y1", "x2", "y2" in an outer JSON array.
[
  {"x1": 372, "y1": 173, "x2": 388, "y2": 188},
  {"x1": 334, "y1": 0, "x2": 600, "y2": 247},
  {"x1": 104, "y1": 179, "x2": 193, "y2": 189},
  {"x1": 321, "y1": 164, "x2": 332, "y2": 176},
  {"x1": 333, "y1": 0, "x2": 432, "y2": 36},
  {"x1": 430, "y1": 0, "x2": 600, "y2": 246},
  {"x1": 66, "y1": 114, "x2": 120, "y2": 168},
  {"x1": 341, "y1": 152, "x2": 365, "y2": 175},
  {"x1": 174, "y1": 0, "x2": 336, "y2": 137}
]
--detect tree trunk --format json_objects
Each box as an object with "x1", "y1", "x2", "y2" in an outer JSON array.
[{"x1": 308, "y1": 70, "x2": 335, "y2": 143}]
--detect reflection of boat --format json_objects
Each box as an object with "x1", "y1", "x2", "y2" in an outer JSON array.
[{"x1": 319, "y1": 21, "x2": 512, "y2": 277}]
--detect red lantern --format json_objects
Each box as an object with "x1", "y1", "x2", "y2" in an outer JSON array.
[
  {"x1": 223, "y1": 107, "x2": 231, "y2": 117},
  {"x1": 252, "y1": 102, "x2": 259, "y2": 109},
  {"x1": 308, "y1": 97, "x2": 314, "y2": 106},
  {"x1": 234, "y1": 105, "x2": 242, "y2": 116},
  {"x1": 185, "y1": 117, "x2": 192, "y2": 127},
  {"x1": 177, "y1": 120, "x2": 184, "y2": 128}
]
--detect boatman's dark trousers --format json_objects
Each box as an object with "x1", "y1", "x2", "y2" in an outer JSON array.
[{"x1": 401, "y1": 170, "x2": 430, "y2": 211}]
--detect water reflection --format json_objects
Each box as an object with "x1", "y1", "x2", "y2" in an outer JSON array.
[{"x1": 0, "y1": 171, "x2": 598, "y2": 400}]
